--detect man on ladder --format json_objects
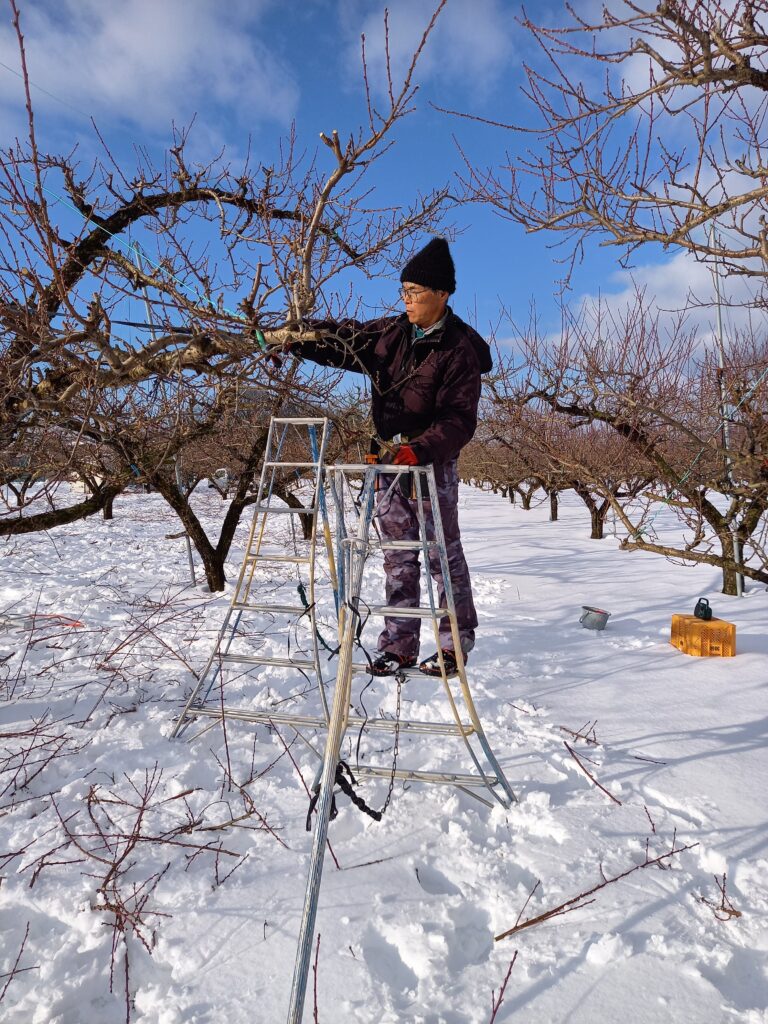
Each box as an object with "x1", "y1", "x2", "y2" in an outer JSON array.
[{"x1": 280, "y1": 238, "x2": 492, "y2": 678}]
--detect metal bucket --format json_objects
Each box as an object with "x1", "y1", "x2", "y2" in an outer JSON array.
[{"x1": 580, "y1": 606, "x2": 611, "y2": 630}]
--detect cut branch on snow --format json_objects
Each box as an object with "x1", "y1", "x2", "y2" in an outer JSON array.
[{"x1": 495, "y1": 834, "x2": 699, "y2": 942}]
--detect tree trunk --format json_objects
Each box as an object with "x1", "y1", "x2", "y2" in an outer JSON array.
[
  {"x1": 548, "y1": 488, "x2": 558, "y2": 521},
  {"x1": 214, "y1": 432, "x2": 270, "y2": 567},
  {"x1": 572, "y1": 484, "x2": 607, "y2": 539},
  {"x1": 152, "y1": 476, "x2": 226, "y2": 590},
  {"x1": 693, "y1": 493, "x2": 754, "y2": 597},
  {"x1": 103, "y1": 492, "x2": 115, "y2": 520},
  {"x1": 717, "y1": 529, "x2": 740, "y2": 596},
  {"x1": 197, "y1": 545, "x2": 227, "y2": 591},
  {"x1": 517, "y1": 486, "x2": 535, "y2": 510},
  {"x1": 590, "y1": 507, "x2": 604, "y2": 539}
]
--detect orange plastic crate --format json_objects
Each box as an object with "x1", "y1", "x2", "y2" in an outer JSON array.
[{"x1": 670, "y1": 614, "x2": 736, "y2": 657}]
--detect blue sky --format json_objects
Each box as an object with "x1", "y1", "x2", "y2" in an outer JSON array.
[{"x1": 0, "y1": 0, "x2": 755, "y2": 345}]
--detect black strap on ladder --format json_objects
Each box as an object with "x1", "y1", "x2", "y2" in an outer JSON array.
[{"x1": 305, "y1": 760, "x2": 383, "y2": 831}]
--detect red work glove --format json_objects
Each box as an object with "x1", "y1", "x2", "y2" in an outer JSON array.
[{"x1": 393, "y1": 444, "x2": 419, "y2": 466}]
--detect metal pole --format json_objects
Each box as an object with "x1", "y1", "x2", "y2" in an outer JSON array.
[
  {"x1": 286, "y1": 466, "x2": 377, "y2": 1024},
  {"x1": 174, "y1": 456, "x2": 197, "y2": 586},
  {"x1": 710, "y1": 224, "x2": 744, "y2": 596}
]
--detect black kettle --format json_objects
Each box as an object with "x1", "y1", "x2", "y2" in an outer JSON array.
[{"x1": 694, "y1": 598, "x2": 713, "y2": 621}]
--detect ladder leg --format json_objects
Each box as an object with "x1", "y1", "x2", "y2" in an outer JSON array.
[
  {"x1": 307, "y1": 425, "x2": 331, "y2": 722},
  {"x1": 411, "y1": 470, "x2": 501, "y2": 800},
  {"x1": 311, "y1": 426, "x2": 339, "y2": 619},
  {"x1": 170, "y1": 607, "x2": 242, "y2": 738},
  {"x1": 286, "y1": 468, "x2": 376, "y2": 1024},
  {"x1": 422, "y1": 466, "x2": 518, "y2": 806}
]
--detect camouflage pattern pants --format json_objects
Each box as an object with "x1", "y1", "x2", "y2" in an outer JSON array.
[{"x1": 374, "y1": 459, "x2": 477, "y2": 658}]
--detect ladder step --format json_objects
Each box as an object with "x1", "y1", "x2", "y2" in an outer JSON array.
[
  {"x1": 353, "y1": 765, "x2": 499, "y2": 788},
  {"x1": 365, "y1": 604, "x2": 448, "y2": 619},
  {"x1": 184, "y1": 706, "x2": 470, "y2": 736},
  {"x1": 189, "y1": 707, "x2": 327, "y2": 726},
  {"x1": 345, "y1": 538, "x2": 438, "y2": 550},
  {"x1": 264, "y1": 461, "x2": 321, "y2": 468},
  {"x1": 379, "y1": 540, "x2": 439, "y2": 550},
  {"x1": 254, "y1": 505, "x2": 317, "y2": 515},
  {"x1": 245, "y1": 554, "x2": 312, "y2": 565},
  {"x1": 218, "y1": 653, "x2": 316, "y2": 669},
  {"x1": 271, "y1": 417, "x2": 327, "y2": 425},
  {"x1": 355, "y1": 717, "x2": 471, "y2": 736},
  {"x1": 231, "y1": 602, "x2": 308, "y2": 615},
  {"x1": 350, "y1": 661, "x2": 427, "y2": 679},
  {"x1": 349, "y1": 661, "x2": 467, "y2": 686}
]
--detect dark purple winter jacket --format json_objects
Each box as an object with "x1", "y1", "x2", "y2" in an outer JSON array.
[{"x1": 296, "y1": 309, "x2": 492, "y2": 465}]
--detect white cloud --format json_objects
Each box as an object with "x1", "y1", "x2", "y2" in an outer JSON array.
[
  {"x1": 339, "y1": 0, "x2": 514, "y2": 102},
  {"x1": 0, "y1": 0, "x2": 299, "y2": 136},
  {"x1": 576, "y1": 248, "x2": 763, "y2": 350}
]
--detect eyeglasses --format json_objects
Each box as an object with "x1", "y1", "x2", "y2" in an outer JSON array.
[{"x1": 399, "y1": 287, "x2": 433, "y2": 302}]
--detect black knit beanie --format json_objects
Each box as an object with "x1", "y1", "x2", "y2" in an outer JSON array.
[{"x1": 399, "y1": 238, "x2": 456, "y2": 294}]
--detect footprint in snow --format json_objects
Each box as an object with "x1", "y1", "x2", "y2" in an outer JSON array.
[
  {"x1": 415, "y1": 864, "x2": 462, "y2": 897},
  {"x1": 642, "y1": 785, "x2": 708, "y2": 828},
  {"x1": 697, "y1": 947, "x2": 768, "y2": 1015},
  {"x1": 360, "y1": 924, "x2": 418, "y2": 1007},
  {"x1": 444, "y1": 902, "x2": 493, "y2": 971}
]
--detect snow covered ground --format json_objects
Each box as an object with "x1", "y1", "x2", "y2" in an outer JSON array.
[{"x1": 1, "y1": 482, "x2": 766, "y2": 1023}]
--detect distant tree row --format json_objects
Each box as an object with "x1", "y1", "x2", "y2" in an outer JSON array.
[{"x1": 460, "y1": 292, "x2": 767, "y2": 594}]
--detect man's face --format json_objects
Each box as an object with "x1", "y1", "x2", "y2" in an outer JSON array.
[{"x1": 400, "y1": 282, "x2": 449, "y2": 329}]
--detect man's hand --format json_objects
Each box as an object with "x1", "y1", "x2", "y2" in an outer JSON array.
[
  {"x1": 393, "y1": 444, "x2": 419, "y2": 466},
  {"x1": 253, "y1": 328, "x2": 286, "y2": 368}
]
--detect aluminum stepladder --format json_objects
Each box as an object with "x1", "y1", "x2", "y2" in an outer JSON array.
[
  {"x1": 170, "y1": 423, "x2": 517, "y2": 1023},
  {"x1": 286, "y1": 461, "x2": 517, "y2": 1024},
  {"x1": 325, "y1": 462, "x2": 518, "y2": 805},
  {"x1": 171, "y1": 416, "x2": 334, "y2": 739}
]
